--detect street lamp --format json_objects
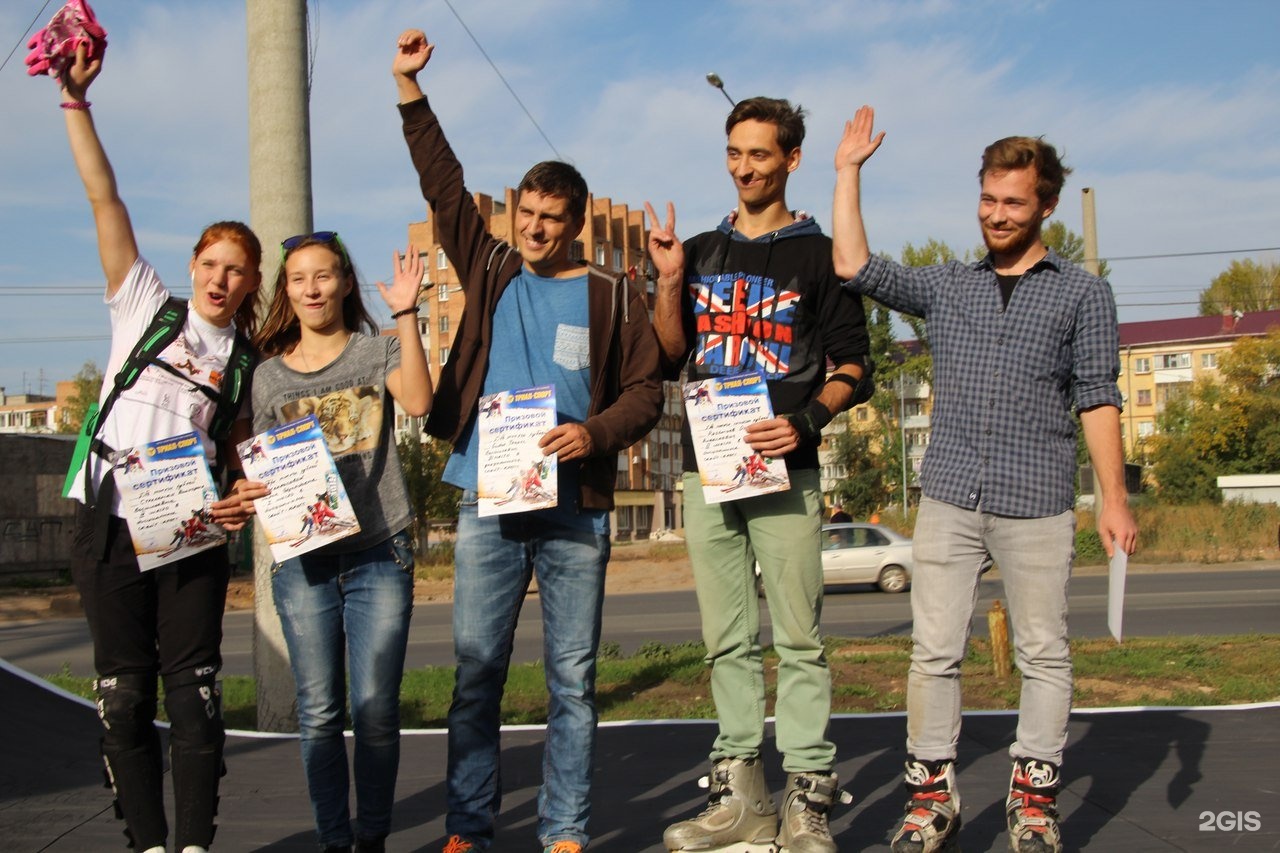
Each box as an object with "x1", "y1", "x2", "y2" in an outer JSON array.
[{"x1": 705, "y1": 72, "x2": 736, "y2": 106}]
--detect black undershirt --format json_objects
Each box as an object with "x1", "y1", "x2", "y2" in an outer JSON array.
[{"x1": 996, "y1": 273, "x2": 1022, "y2": 309}]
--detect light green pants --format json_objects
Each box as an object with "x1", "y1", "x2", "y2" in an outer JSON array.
[{"x1": 682, "y1": 469, "x2": 835, "y2": 772}]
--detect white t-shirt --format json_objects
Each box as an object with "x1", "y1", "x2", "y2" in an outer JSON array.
[{"x1": 74, "y1": 256, "x2": 240, "y2": 514}]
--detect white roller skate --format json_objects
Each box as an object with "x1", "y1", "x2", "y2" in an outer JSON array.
[
  {"x1": 890, "y1": 758, "x2": 962, "y2": 853},
  {"x1": 1005, "y1": 757, "x2": 1062, "y2": 853}
]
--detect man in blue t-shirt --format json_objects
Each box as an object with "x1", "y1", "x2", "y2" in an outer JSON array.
[{"x1": 393, "y1": 29, "x2": 662, "y2": 853}]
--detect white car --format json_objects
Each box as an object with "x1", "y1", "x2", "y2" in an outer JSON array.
[
  {"x1": 755, "y1": 522, "x2": 914, "y2": 594},
  {"x1": 818, "y1": 522, "x2": 913, "y2": 593}
]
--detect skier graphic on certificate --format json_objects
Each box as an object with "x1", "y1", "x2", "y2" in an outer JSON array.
[
  {"x1": 113, "y1": 431, "x2": 227, "y2": 571},
  {"x1": 477, "y1": 385, "x2": 558, "y2": 517},
  {"x1": 683, "y1": 370, "x2": 790, "y2": 504},
  {"x1": 236, "y1": 414, "x2": 360, "y2": 561}
]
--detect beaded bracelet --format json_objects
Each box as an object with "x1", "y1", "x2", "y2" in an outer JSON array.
[
  {"x1": 60, "y1": 101, "x2": 92, "y2": 110},
  {"x1": 390, "y1": 306, "x2": 419, "y2": 319}
]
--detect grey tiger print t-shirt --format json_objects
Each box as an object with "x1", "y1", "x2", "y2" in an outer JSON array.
[{"x1": 252, "y1": 333, "x2": 411, "y2": 555}]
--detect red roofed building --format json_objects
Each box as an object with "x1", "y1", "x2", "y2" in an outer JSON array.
[{"x1": 1117, "y1": 309, "x2": 1280, "y2": 457}]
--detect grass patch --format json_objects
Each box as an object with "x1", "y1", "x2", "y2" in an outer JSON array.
[
  {"x1": 1079, "y1": 500, "x2": 1280, "y2": 564},
  {"x1": 40, "y1": 635, "x2": 1280, "y2": 730},
  {"x1": 411, "y1": 538, "x2": 689, "y2": 585},
  {"x1": 610, "y1": 540, "x2": 689, "y2": 562},
  {"x1": 0, "y1": 571, "x2": 72, "y2": 591},
  {"x1": 874, "y1": 501, "x2": 1280, "y2": 566}
]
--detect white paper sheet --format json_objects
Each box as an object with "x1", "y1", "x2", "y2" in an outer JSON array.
[{"x1": 1107, "y1": 543, "x2": 1128, "y2": 643}]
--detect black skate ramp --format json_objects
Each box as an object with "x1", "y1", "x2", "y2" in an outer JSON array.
[{"x1": 2, "y1": 659, "x2": 1277, "y2": 851}]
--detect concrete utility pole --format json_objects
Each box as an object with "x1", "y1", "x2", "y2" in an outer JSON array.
[
  {"x1": 246, "y1": 0, "x2": 313, "y2": 733},
  {"x1": 1081, "y1": 187, "x2": 1100, "y2": 277}
]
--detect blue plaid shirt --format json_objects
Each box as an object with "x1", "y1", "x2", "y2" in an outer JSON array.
[{"x1": 847, "y1": 250, "x2": 1122, "y2": 518}]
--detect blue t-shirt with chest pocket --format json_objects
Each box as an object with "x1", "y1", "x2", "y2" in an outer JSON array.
[{"x1": 443, "y1": 269, "x2": 606, "y2": 533}]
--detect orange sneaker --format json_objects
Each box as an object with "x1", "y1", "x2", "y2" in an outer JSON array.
[
  {"x1": 442, "y1": 836, "x2": 475, "y2": 853},
  {"x1": 543, "y1": 842, "x2": 583, "y2": 853}
]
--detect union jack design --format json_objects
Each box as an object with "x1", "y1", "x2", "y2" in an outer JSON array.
[{"x1": 690, "y1": 272, "x2": 799, "y2": 377}]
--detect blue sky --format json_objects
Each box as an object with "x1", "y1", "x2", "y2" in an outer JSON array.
[{"x1": 2, "y1": 0, "x2": 1278, "y2": 397}]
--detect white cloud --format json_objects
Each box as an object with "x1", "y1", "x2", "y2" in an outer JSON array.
[{"x1": 1, "y1": 0, "x2": 1278, "y2": 394}]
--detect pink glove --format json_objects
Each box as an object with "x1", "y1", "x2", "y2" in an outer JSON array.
[{"x1": 24, "y1": 0, "x2": 107, "y2": 80}]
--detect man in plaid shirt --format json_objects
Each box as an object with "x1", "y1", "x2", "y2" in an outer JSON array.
[{"x1": 831, "y1": 107, "x2": 1138, "y2": 853}]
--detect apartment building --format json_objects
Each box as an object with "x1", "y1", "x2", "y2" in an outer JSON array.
[
  {"x1": 0, "y1": 387, "x2": 62, "y2": 435},
  {"x1": 1117, "y1": 308, "x2": 1280, "y2": 457},
  {"x1": 817, "y1": 375, "x2": 933, "y2": 515}
]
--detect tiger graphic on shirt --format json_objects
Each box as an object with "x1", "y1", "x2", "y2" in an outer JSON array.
[{"x1": 282, "y1": 385, "x2": 382, "y2": 457}]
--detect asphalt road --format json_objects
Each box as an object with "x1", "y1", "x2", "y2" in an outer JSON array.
[{"x1": 3, "y1": 565, "x2": 1278, "y2": 679}]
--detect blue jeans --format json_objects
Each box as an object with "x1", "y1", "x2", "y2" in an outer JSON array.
[
  {"x1": 448, "y1": 494, "x2": 610, "y2": 849},
  {"x1": 907, "y1": 497, "x2": 1075, "y2": 766},
  {"x1": 272, "y1": 531, "x2": 415, "y2": 847}
]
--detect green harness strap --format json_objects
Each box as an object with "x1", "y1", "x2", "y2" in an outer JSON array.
[{"x1": 62, "y1": 297, "x2": 257, "y2": 500}]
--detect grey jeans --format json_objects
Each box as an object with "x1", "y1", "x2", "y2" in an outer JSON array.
[{"x1": 906, "y1": 496, "x2": 1076, "y2": 766}]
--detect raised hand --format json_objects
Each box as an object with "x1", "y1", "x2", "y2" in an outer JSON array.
[
  {"x1": 834, "y1": 105, "x2": 885, "y2": 171},
  {"x1": 393, "y1": 28, "x2": 434, "y2": 78},
  {"x1": 644, "y1": 201, "x2": 684, "y2": 282},
  {"x1": 59, "y1": 43, "x2": 101, "y2": 102},
  {"x1": 378, "y1": 245, "x2": 425, "y2": 315}
]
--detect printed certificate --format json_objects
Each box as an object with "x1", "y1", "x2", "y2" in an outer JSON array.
[
  {"x1": 113, "y1": 432, "x2": 226, "y2": 571},
  {"x1": 237, "y1": 415, "x2": 361, "y2": 562},
  {"x1": 683, "y1": 371, "x2": 790, "y2": 504},
  {"x1": 477, "y1": 385, "x2": 558, "y2": 517}
]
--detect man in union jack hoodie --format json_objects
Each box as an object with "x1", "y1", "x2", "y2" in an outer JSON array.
[{"x1": 648, "y1": 95, "x2": 871, "y2": 853}]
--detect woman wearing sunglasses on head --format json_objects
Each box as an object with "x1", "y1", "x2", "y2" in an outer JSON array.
[
  {"x1": 54, "y1": 47, "x2": 263, "y2": 853},
  {"x1": 249, "y1": 231, "x2": 432, "y2": 853}
]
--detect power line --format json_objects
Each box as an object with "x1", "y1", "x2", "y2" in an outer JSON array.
[
  {"x1": 441, "y1": 0, "x2": 563, "y2": 160},
  {"x1": 1115, "y1": 301, "x2": 1203, "y2": 308},
  {"x1": 0, "y1": 334, "x2": 108, "y2": 345},
  {"x1": 1098, "y1": 246, "x2": 1280, "y2": 264},
  {"x1": 0, "y1": 0, "x2": 53, "y2": 77}
]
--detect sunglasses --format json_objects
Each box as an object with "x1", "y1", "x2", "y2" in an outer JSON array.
[{"x1": 280, "y1": 230, "x2": 350, "y2": 266}]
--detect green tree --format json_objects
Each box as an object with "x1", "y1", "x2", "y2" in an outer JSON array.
[
  {"x1": 826, "y1": 421, "x2": 890, "y2": 517},
  {"x1": 899, "y1": 237, "x2": 957, "y2": 267},
  {"x1": 896, "y1": 238, "x2": 951, "y2": 354},
  {"x1": 1198, "y1": 259, "x2": 1280, "y2": 315},
  {"x1": 398, "y1": 432, "x2": 458, "y2": 554},
  {"x1": 1041, "y1": 221, "x2": 1111, "y2": 280},
  {"x1": 58, "y1": 361, "x2": 103, "y2": 434},
  {"x1": 827, "y1": 239, "x2": 945, "y2": 514},
  {"x1": 826, "y1": 305, "x2": 904, "y2": 516},
  {"x1": 1148, "y1": 329, "x2": 1280, "y2": 502}
]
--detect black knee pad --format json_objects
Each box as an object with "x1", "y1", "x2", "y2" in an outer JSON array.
[
  {"x1": 95, "y1": 673, "x2": 167, "y2": 848},
  {"x1": 162, "y1": 667, "x2": 225, "y2": 748},
  {"x1": 163, "y1": 668, "x2": 226, "y2": 849},
  {"x1": 95, "y1": 672, "x2": 159, "y2": 749}
]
